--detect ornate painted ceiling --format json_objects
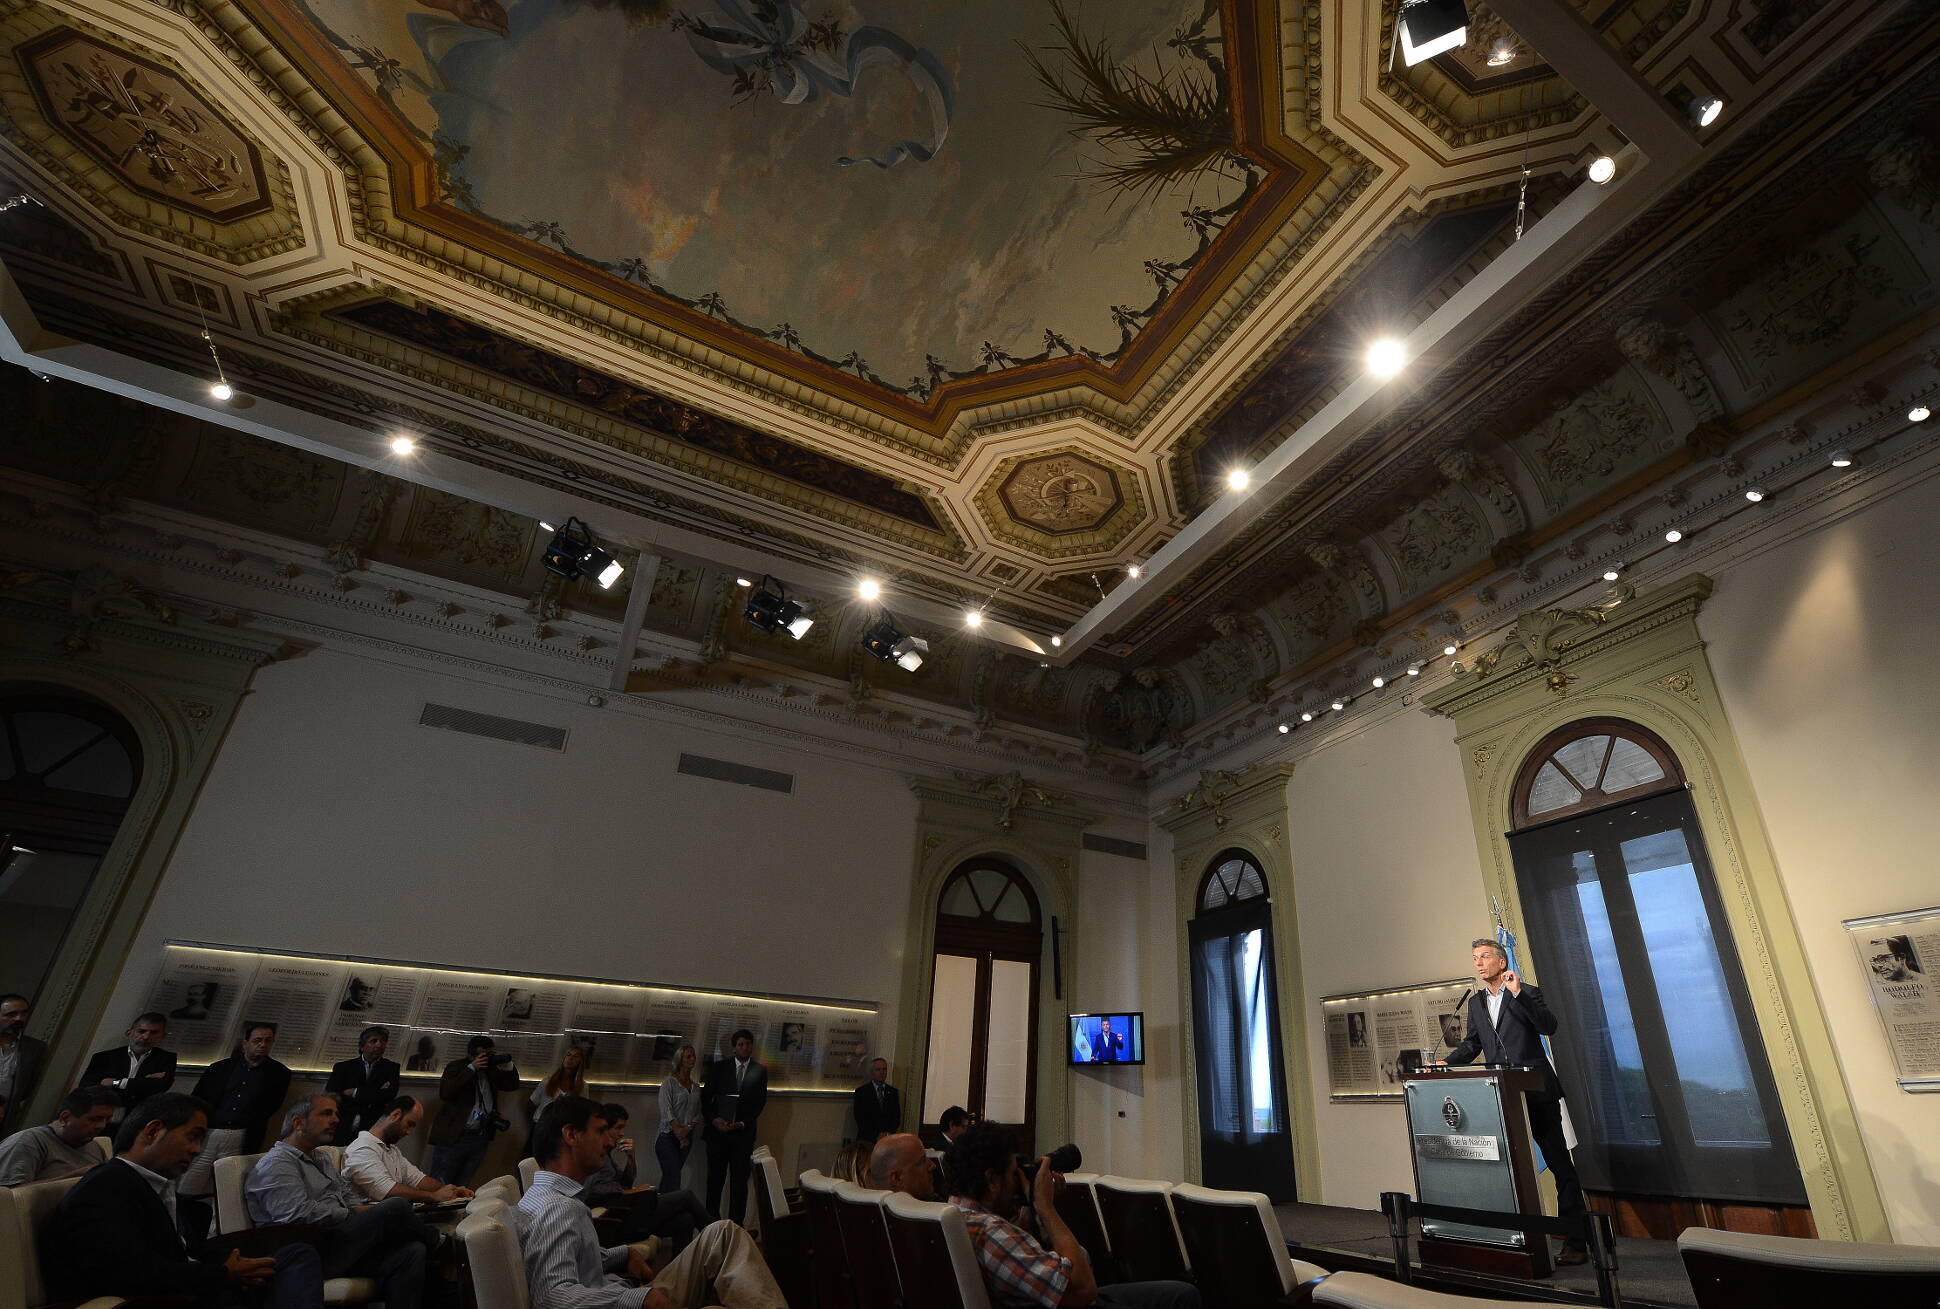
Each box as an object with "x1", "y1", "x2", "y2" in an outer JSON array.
[{"x1": 2, "y1": 0, "x2": 1937, "y2": 757}]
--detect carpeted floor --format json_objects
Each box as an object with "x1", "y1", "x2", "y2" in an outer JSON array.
[{"x1": 1273, "y1": 1202, "x2": 1699, "y2": 1308}]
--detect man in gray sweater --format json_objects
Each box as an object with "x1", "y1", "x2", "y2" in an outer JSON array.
[{"x1": 0, "y1": 1087, "x2": 118, "y2": 1185}]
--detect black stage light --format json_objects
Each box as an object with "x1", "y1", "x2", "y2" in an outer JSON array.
[
  {"x1": 542, "y1": 517, "x2": 624, "y2": 588},
  {"x1": 1397, "y1": 0, "x2": 1467, "y2": 65},
  {"x1": 861, "y1": 620, "x2": 929, "y2": 672},
  {"x1": 744, "y1": 578, "x2": 813, "y2": 639}
]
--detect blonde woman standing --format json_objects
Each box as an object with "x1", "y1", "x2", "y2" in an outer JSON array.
[
  {"x1": 655, "y1": 1043, "x2": 702, "y2": 1191},
  {"x1": 527, "y1": 1043, "x2": 589, "y2": 1154}
]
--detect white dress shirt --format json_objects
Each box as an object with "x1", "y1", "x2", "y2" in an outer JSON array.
[
  {"x1": 1485, "y1": 982, "x2": 1509, "y2": 1029},
  {"x1": 513, "y1": 1170, "x2": 647, "y2": 1309},
  {"x1": 343, "y1": 1128, "x2": 431, "y2": 1199}
]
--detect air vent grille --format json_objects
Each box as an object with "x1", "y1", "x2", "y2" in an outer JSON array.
[
  {"x1": 418, "y1": 703, "x2": 568, "y2": 751},
  {"x1": 1083, "y1": 834, "x2": 1148, "y2": 860},
  {"x1": 676, "y1": 752, "x2": 794, "y2": 795}
]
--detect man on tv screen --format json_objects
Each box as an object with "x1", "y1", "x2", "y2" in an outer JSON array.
[{"x1": 1094, "y1": 1017, "x2": 1126, "y2": 1063}]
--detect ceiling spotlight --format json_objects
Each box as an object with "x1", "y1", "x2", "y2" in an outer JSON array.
[
  {"x1": 1226, "y1": 468, "x2": 1251, "y2": 492},
  {"x1": 1690, "y1": 94, "x2": 1723, "y2": 128},
  {"x1": 1051, "y1": 635, "x2": 1063, "y2": 647},
  {"x1": 1397, "y1": 0, "x2": 1468, "y2": 66},
  {"x1": 857, "y1": 577, "x2": 882, "y2": 603},
  {"x1": 1829, "y1": 450, "x2": 1854, "y2": 468},
  {"x1": 1277, "y1": 723, "x2": 1290, "y2": 734},
  {"x1": 1366, "y1": 337, "x2": 1407, "y2": 379},
  {"x1": 1665, "y1": 528, "x2": 1684, "y2": 543},
  {"x1": 735, "y1": 576, "x2": 753, "y2": 587},
  {"x1": 1331, "y1": 699, "x2": 1346, "y2": 712},
  {"x1": 1587, "y1": 155, "x2": 1617, "y2": 185},
  {"x1": 1407, "y1": 665, "x2": 1421, "y2": 677},
  {"x1": 1486, "y1": 35, "x2": 1516, "y2": 66},
  {"x1": 388, "y1": 435, "x2": 416, "y2": 456},
  {"x1": 862, "y1": 621, "x2": 929, "y2": 672},
  {"x1": 964, "y1": 609, "x2": 985, "y2": 629},
  {"x1": 1744, "y1": 486, "x2": 1767, "y2": 503},
  {"x1": 1371, "y1": 675, "x2": 1386, "y2": 689},
  {"x1": 1603, "y1": 568, "x2": 1621, "y2": 582},
  {"x1": 540, "y1": 521, "x2": 555, "y2": 532},
  {"x1": 209, "y1": 381, "x2": 234, "y2": 401},
  {"x1": 1301, "y1": 711, "x2": 1314, "y2": 722},
  {"x1": 1126, "y1": 564, "x2": 1142, "y2": 580},
  {"x1": 541, "y1": 516, "x2": 624, "y2": 589},
  {"x1": 744, "y1": 578, "x2": 813, "y2": 639},
  {"x1": 1443, "y1": 643, "x2": 1458, "y2": 656},
  {"x1": 1910, "y1": 405, "x2": 1931, "y2": 422}
]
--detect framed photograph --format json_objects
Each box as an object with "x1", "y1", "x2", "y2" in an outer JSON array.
[{"x1": 1844, "y1": 905, "x2": 1940, "y2": 1092}]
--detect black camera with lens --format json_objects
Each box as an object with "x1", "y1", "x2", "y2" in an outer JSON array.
[
  {"x1": 1018, "y1": 1142, "x2": 1083, "y2": 1182},
  {"x1": 489, "y1": 1051, "x2": 514, "y2": 1066}
]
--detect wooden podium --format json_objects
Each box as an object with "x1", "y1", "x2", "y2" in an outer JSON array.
[{"x1": 1400, "y1": 1065, "x2": 1554, "y2": 1279}]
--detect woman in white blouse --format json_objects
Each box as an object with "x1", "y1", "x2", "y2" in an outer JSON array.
[{"x1": 655, "y1": 1043, "x2": 703, "y2": 1191}]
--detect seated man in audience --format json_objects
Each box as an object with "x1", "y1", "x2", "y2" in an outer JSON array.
[
  {"x1": 866, "y1": 1132, "x2": 934, "y2": 1201},
  {"x1": 343, "y1": 1095, "x2": 473, "y2": 1205},
  {"x1": 515, "y1": 1094, "x2": 785, "y2": 1309},
  {"x1": 0, "y1": 1086, "x2": 118, "y2": 1184},
  {"x1": 947, "y1": 1122, "x2": 1199, "y2": 1309},
  {"x1": 245, "y1": 1093, "x2": 437, "y2": 1309},
  {"x1": 39, "y1": 1092, "x2": 324, "y2": 1309},
  {"x1": 580, "y1": 1102, "x2": 713, "y2": 1257},
  {"x1": 77, "y1": 1011, "x2": 178, "y2": 1121},
  {"x1": 934, "y1": 1104, "x2": 969, "y2": 1153}
]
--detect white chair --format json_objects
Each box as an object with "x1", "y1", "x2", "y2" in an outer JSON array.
[
  {"x1": 516, "y1": 1157, "x2": 538, "y2": 1194},
  {"x1": 456, "y1": 1209, "x2": 531, "y2": 1309},
  {"x1": 472, "y1": 1175, "x2": 521, "y2": 1210},
  {"x1": 211, "y1": 1150, "x2": 377, "y2": 1306},
  {"x1": 1313, "y1": 1270, "x2": 1570, "y2": 1307},
  {"x1": 1678, "y1": 1227, "x2": 1940, "y2": 1306},
  {"x1": 316, "y1": 1145, "x2": 346, "y2": 1173},
  {"x1": 0, "y1": 1175, "x2": 124, "y2": 1309},
  {"x1": 1094, "y1": 1175, "x2": 1192, "y2": 1284},
  {"x1": 465, "y1": 1195, "x2": 510, "y2": 1219},
  {"x1": 749, "y1": 1146, "x2": 793, "y2": 1229},
  {"x1": 1171, "y1": 1182, "x2": 1329, "y2": 1304},
  {"x1": 880, "y1": 1191, "x2": 992, "y2": 1309},
  {"x1": 89, "y1": 1136, "x2": 113, "y2": 1164}
]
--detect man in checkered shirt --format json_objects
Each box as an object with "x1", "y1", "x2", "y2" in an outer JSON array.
[{"x1": 945, "y1": 1122, "x2": 1199, "y2": 1308}]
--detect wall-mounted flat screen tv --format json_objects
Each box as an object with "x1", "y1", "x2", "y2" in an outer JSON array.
[{"x1": 1069, "y1": 1012, "x2": 1144, "y2": 1065}]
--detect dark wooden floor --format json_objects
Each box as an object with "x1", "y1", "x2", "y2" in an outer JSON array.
[{"x1": 1274, "y1": 1201, "x2": 1699, "y2": 1309}]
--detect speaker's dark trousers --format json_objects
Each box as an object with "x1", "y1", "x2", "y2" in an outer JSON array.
[
  {"x1": 705, "y1": 1129, "x2": 755, "y2": 1224},
  {"x1": 1526, "y1": 1093, "x2": 1587, "y2": 1243}
]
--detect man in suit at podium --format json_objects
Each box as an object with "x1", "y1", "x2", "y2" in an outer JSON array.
[{"x1": 1443, "y1": 938, "x2": 1588, "y2": 1267}]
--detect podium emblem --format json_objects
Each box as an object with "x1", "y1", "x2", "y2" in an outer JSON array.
[{"x1": 1441, "y1": 1096, "x2": 1463, "y2": 1129}]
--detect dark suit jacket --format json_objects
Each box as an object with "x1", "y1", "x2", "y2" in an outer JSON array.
[
  {"x1": 190, "y1": 1055, "x2": 293, "y2": 1153},
  {"x1": 1447, "y1": 982, "x2": 1565, "y2": 1098},
  {"x1": 41, "y1": 1157, "x2": 228, "y2": 1303},
  {"x1": 323, "y1": 1055, "x2": 402, "y2": 1144},
  {"x1": 1095, "y1": 1030, "x2": 1127, "y2": 1062},
  {"x1": 77, "y1": 1046, "x2": 179, "y2": 1108},
  {"x1": 0, "y1": 1035, "x2": 48, "y2": 1137},
  {"x1": 851, "y1": 1081, "x2": 901, "y2": 1142},
  {"x1": 701, "y1": 1057, "x2": 768, "y2": 1137},
  {"x1": 428, "y1": 1057, "x2": 520, "y2": 1146}
]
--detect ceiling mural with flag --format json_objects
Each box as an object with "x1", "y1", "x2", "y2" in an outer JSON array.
[{"x1": 281, "y1": 0, "x2": 1253, "y2": 392}]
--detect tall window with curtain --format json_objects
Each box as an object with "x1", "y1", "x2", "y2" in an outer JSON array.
[
  {"x1": 1507, "y1": 718, "x2": 1809, "y2": 1233},
  {"x1": 1189, "y1": 850, "x2": 1295, "y2": 1200},
  {"x1": 921, "y1": 858, "x2": 1042, "y2": 1151}
]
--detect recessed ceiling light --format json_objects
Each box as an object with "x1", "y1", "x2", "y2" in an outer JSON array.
[
  {"x1": 1366, "y1": 337, "x2": 1406, "y2": 379},
  {"x1": 1407, "y1": 666, "x2": 1421, "y2": 677},
  {"x1": 1665, "y1": 528, "x2": 1684, "y2": 543},
  {"x1": 1226, "y1": 468, "x2": 1251, "y2": 492},
  {"x1": 1277, "y1": 723, "x2": 1290, "y2": 734},
  {"x1": 1910, "y1": 405, "x2": 1931, "y2": 422},
  {"x1": 857, "y1": 577, "x2": 882, "y2": 602},
  {"x1": 1371, "y1": 675, "x2": 1386, "y2": 689},
  {"x1": 1587, "y1": 155, "x2": 1617, "y2": 184},
  {"x1": 1829, "y1": 450, "x2": 1854, "y2": 468},
  {"x1": 1443, "y1": 643, "x2": 1458, "y2": 656},
  {"x1": 1744, "y1": 487, "x2": 1767, "y2": 503},
  {"x1": 1691, "y1": 95, "x2": 1724, "y2": 128},
  {"x1": 1331, "y1": 699, "x2": 1346, "y2": 712},
  {"x1": 388, "y1": 435, "x2": 416, "y2": 456},
  {"x1": 1603, "y1": 568, "x2": 1621, "y2": 582},
  {"x1": 1301, "y1": 711, "x2": 1314, "y2": 722}
]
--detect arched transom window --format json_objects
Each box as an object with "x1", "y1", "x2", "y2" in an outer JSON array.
[
  {"x1": 1198, "y1": 852, "x2": 1267, "y2": 912},
  {"x1": 1513, "y1": 718, "x2": 1682, "y2": 826}
]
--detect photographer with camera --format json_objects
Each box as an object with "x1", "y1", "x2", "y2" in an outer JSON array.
[
  {"x1": 944, "y1": 1123, "x2": 1198, "y2": 1309},
  {"x1": 428, "y1": 1035, "x2": 519, "y2": 1187}
]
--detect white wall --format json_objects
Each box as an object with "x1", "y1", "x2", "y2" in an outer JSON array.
[
  {"x1": 1283, "y1": 705, "x2": 1492, "y2": 1209},
  {"x1": 1703, "y1": 468, "x2": 1940, "y2": 1243}
]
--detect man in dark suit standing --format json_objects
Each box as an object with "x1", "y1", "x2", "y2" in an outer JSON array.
[
  {"x1": 39, "y1": 1091, "x2": 323, "y2": 1309},
  {"x1": 323, "y1": 1026, "x2": 400, "y2": 1146},
  {"x1": 77, "y1": 1011, "x2": 179, "y2": 1118},
  {"x1": 0, "y1": 992, "x2": 48, "y2": 1139},
  {"x1": 851, "y1": 1057, "x2": 901, "y2": 1145},
  {"x1": 183, "y1": 1021, "x2": 292, "y2": 1202},
  {"x1": 1442, "y1": 937, "x2": 1588, "y2": 1266},
  {"x1": 701, "y1": 1028, "x2": 767, "y2": 1223}
]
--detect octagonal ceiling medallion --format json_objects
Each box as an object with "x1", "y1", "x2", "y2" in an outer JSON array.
[{"x1": 976, "y1": 445, "x2": 1143, "y2": 560}]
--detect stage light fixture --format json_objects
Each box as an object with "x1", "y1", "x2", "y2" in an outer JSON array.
[
  {"x1": 861, "y1": 621, "x2": 929, "y2": 672},
  {"x1": 388, "y1": 435, "x2": 416, "y2": 456},
  {"x1": 1486, "y1": 35, "x2": 1516, "y2": 66},
  {"x1": 1588, "y1": 155, "x2": 1617, "y2": 184},
  {"x1": 1366, "y1": 337, "x2": 1406, "y2": 378},
  {"x1": 1665, "y1": 528, "x2": 1684, "y2": 543},
  {"x1": 1910, "y1": 405, "x2": 1931, "y2": 422},
  {"x1": 541, "y1": 517, "x2": 624, "y2": 589},
  {"x1": 1397, "y1": 0, "x2": 1467, "y2": 66},
  {"x1": 1829, "y1": 450, "x2": 1854, "y2": 468},
  {"x1": 744, "y1": 577, "x2": 813, "y2": 639},
  {"x1": 964, "y1": 609, "x2": 985, "y2": 629},
  {"x1": 1126, "y1": 564, "x2": 1142, "y2": 579},
  {"x1": 209, "y1": 381, "x2": 233, "y2": 401},
  {"x1": 857, "y1": 577, "x2": 882, "y2": 603},
  {"x1": 1744, "y1": 486, "x2": 1767, "y2": 503},
  {"x1": 1690, "y1": 94, "x2": 1723, "y2": 128},
  {"x1": 1226, "y1": 468, "x2": 1251, "y2": 492}
]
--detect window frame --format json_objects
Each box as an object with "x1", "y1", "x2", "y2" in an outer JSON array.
[{"x1": 1512, "y1": 716, "x2": 1684, "y2": 828}]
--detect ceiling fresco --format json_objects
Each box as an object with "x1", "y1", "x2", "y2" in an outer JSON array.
[{"x1": 282, "y1": 0, "x2": 1261, "y2": 392}]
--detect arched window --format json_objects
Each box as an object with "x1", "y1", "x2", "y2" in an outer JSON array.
[
  {"x1": 1506, "y1": 718, "x2": 1806, "y2": 1222},
  {"x1": 1188, "y1": 849, "x2": 1294, "y2": 1200},
  {"x1": 0, "y1": 690, "x2": 142, "y2": 1003},
  {"x1": 922, "y1": 859, "x2": 1042, "y2": 1146}
]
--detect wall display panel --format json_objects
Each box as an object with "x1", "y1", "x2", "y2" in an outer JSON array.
[
  {"x1": 1322, "y1": 978, "x2": 1472, "y2": 1101},
  {"x1": 151, "y1": 941, "x2": 875, "y2": 1092},
  {"x1": 1845, "y1": 906, "x2": 1940, "y2": 1092}
]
